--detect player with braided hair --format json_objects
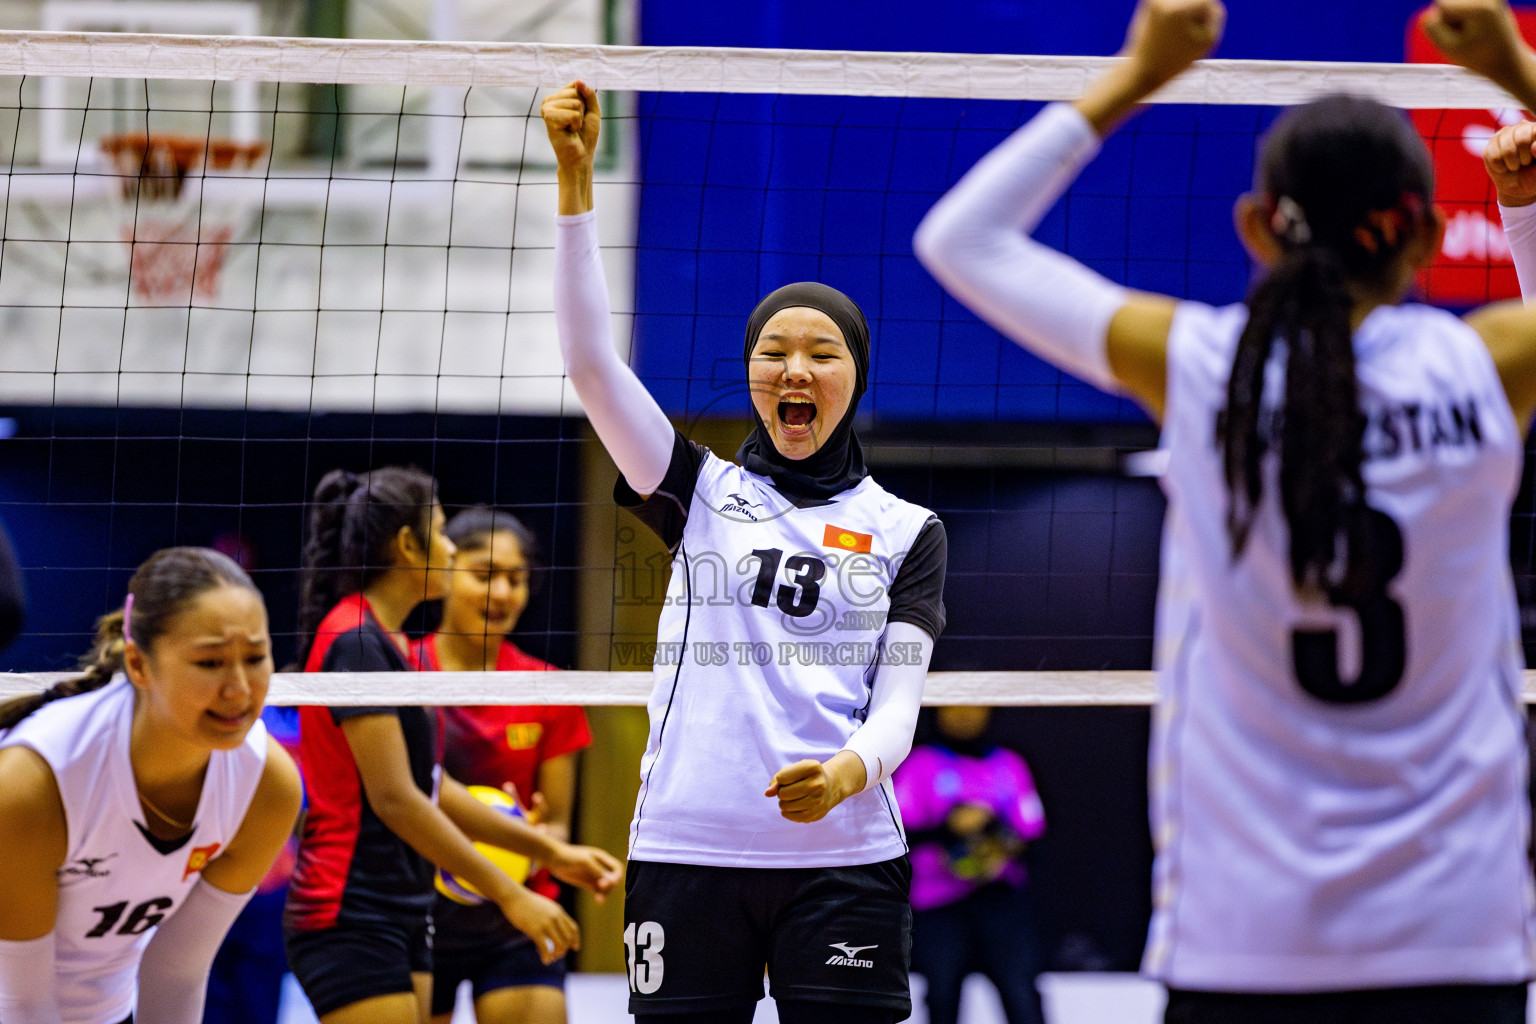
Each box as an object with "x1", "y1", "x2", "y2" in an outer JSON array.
[
  {"x1": 0, "y1": 546, "x2": 302, "y2": 1024},
  {"x1": 284, "y1": 468, "x2": 620, "y2": 1024},
  {"x1": 916, "y1": 0, "x2": 1536, "y2": 1019}
]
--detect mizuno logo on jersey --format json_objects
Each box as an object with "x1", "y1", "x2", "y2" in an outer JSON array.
[
  {"x1": 58, "y1": 854, "x2": 116, "y2": 882},
  {"x1": 826, "y1": 942, "x2": 877, "y2": 967},
  {"x1": 823, "y1": 524, "x2": 872, "y2": 553},
  {"x1": 718, "y1": 492, "x2": 763, "y2": 521}
]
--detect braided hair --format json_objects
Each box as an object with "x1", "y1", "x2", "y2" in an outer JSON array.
[
  {"x1": 298, "y1": 466, "x2": 439, "y2": 661},
  {"x1": 0, "y1": 547, "x2": 257, "y2": 730},
  {"x1": 1224, "y1": 94, "x2": 1433, "y2": 596}
]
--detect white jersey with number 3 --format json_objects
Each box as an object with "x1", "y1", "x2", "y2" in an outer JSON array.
[
  {"x1": 1144, "y1": 299, "x2": 1536, "y2": 991},
  {"x1": 0, "y1": 677, "x2": 267, "y2": 1024}
]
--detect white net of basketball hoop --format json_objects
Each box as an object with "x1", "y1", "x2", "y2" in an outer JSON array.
[{"x1": 101, "y1": 133, "x2": 267, "y2": 305}]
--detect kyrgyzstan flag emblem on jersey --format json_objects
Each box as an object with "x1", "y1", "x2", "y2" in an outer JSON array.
[
  {"x1": 183, "y1": 842, "x2": 221, "y2": 881},
  {"x1": 823, "y1": 524, "x2": 872, "y2": 553}
]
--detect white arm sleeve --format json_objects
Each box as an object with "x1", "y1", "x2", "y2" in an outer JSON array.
[
  {"x1": 134, "y1": 880, "x2": 252, "y2": 1024},
  {"x1": 840, "y1": 621, "x2": 933, "y2": 793},
  {"x1": 555, "y1": 211, "x2": 677, "y2": 496},
  {"x1": 0, "y1": 934, "x2": 62, "y2": 1024},
  {"x1": 1500, "y1": 201, "x2": 1536, "y2": 302},
  {"x1": 913, "y1": 102, "x2": 1128, "y2": 391}
]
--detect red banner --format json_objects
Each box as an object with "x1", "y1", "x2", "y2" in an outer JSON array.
[{"x1": 1406, "y1": 6, "x2": 1536, "y2": 305}]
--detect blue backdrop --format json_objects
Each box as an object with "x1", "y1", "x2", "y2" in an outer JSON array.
[{"x1": 633, "y1": 0, "x2": 1431, "y2": 423}]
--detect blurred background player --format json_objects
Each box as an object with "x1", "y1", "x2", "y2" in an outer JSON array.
[
  {"x1": 915, "y1": 0, "x2": 1536, "y2": 1020},
  {"x1": 893, "y1": 707, "x2": 1047, "y2": 1024},
  {"x1": 0, "y1": 519, "x2": 24, "y2": 653},
  {"x1": 416, "y1": 506, "x2": 592, "y2": 1024},
  {"x1": 283, "y1": 467, "x2": 619, "y2": 1024},
  {"x1": 0, "y1": 546, "x2": 301, "y2": 1024}
]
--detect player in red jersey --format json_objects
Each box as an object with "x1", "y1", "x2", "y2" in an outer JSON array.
[
  {"x1": 284, "y1": 468, "x2": 620, "y2": 1024},
  {"x1": 416, "y1": 507, "x2": 591, "y2": 1024}
]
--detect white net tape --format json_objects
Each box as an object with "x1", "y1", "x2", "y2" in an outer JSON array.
[
  {"x1": 0, "y1": 670, "x2": 1156, "y2": 705},
  {"x1": 0, "y1": 31, "x2": 1519, "y2": 108},
  {"x1": 2, "y1": 670, "x2": 1535, "y2": 706}
]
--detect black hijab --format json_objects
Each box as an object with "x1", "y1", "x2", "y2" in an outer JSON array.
[{"x1": 735, "y1": 282, "x2": 871, "y2": 503}]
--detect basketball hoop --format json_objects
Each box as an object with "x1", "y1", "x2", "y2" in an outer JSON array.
[{"x1": 100, "y1": 132, "x2": 267, "y2": 304}]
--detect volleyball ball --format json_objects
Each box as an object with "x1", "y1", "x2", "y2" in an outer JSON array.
[{"x1": 435, "y1": 785, "x2": 532, "y2": 905}]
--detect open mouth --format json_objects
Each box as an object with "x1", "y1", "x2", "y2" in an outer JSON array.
[{"x1": 778, "y1": 399, "x2": 817, "y2": 430}]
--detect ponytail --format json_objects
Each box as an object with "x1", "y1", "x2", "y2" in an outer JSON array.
[
  {"x1": 299, "y1": 466, "x2": 439, "y2": 661},
  {"x1": 0, "y1": 609, "x2": 125, "y2": 730},
  {"x1": 298, "y1": 469, "x2": 363, "y2": 659},
  {"x1": 0, "y1": 547, "x2": 257, "y2": 730}
]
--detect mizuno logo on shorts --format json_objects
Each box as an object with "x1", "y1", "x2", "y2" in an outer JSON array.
[{"x1": 826, "y1": 942, "x2": 876, "y2": 967}]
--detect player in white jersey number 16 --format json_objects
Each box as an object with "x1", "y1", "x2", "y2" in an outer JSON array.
[{"x1": 0, "y1": 547, "x2": 302, "y2": 1024}]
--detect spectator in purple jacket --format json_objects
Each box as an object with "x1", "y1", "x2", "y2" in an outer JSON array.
[{"x1": 893, "y1": 706, "x2": 1047, "y2": 1024}]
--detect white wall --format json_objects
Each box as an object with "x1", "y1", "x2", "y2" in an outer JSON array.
[
  {"x1": 0, "y1": 170, "x2": 634, "y2": 414},
  {"x1": 0, "y1": 0, "x2": 635, "y2": 414}
]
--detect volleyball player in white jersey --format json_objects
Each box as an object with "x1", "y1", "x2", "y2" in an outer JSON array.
[
  {"x1": 0, "y1": 547, "x2": 302, "y2": 1024},
  {"x1": 542, "y1": 83, "x2": 947, "y2": 1023},
  {"x1": 915, "y1": 0, "x2": 1536, "y2": 1020}
]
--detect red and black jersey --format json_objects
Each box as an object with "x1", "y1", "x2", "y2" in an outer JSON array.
[
  {"x1": 415, "y1": 634, "x2": 591, "y2": 947},
  {"x1": 415, "y1": 635, "x2": 590, "y2": 813},
  {"x1": 285, "y1": 594, "x2": 442, "y2": 932}
]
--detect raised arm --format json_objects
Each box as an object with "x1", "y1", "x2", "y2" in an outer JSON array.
[
  {"x1": 1441, "y1": 0, "x2": 1536, "y2": 300},
  {"x1": 1470, "y1": 120, "x2": 1536, "y2": 428},
  {"x1": 1484, "y1": 120, "x2": 1536, "y2": 302},
  {"x1": 913, "y1": 0, "x2": 1224, "y2": 421},
  {"x1": 1423, "y1": 0, "x2": 1536, "y2": 111},
  {"x1": 542, "y1": 81, "x2": 676, "y2": 497},
  {"x1": 1430, "y1": 0, "x2": 1536, "y2": 428}
]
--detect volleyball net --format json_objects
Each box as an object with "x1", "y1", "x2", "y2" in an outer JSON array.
[{"x1": 2, "y1": 27, "x2": 1536, "y2": 705}]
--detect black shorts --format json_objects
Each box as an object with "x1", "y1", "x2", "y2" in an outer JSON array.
[
  {"x1": 1164, "y1": 983, "x2": 1528, "y2": 1024},
  {"x1": 429, "y1": 932, "x2": 567, "y2": 1015},
  {"x1": 284, "y1": 917, "x2": 433, "y2": 1017},
  {"x1": 623, "y1": 857, "x2": 912, "y2": 1016}
]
